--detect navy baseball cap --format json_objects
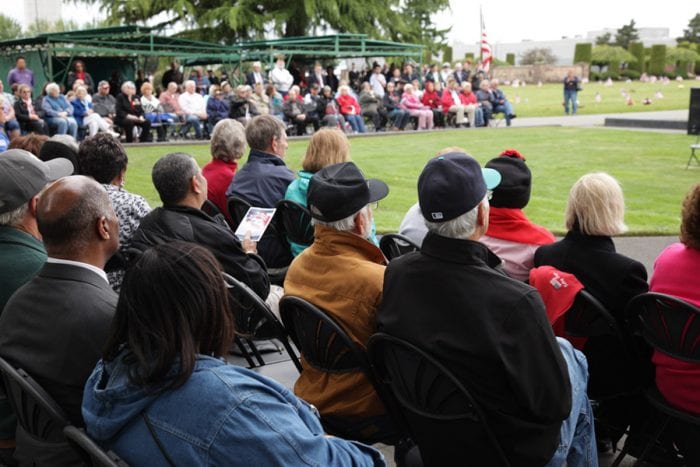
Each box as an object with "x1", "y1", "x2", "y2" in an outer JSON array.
[
  {"x1": 418, "y1": 152, "x2": 501, "y2": 223},
  {"x1": 308, "y1": 162, "x2": 389, "y2": 222}
]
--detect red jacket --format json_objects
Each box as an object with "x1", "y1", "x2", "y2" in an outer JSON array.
[
  {"x1": 440, "y1": 89, "x2": 461, "y2": 113},
  {"x1": 421, "y1": 90, "x2": 441, "y2": 109},
  {"x1": 336, "y1": 94, "x2": 360, "y2": 116},
  {"x1": 461, "y1": 91, "x2": 478, "y2": 105}
]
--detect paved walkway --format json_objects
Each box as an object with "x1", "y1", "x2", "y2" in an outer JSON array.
[{"x1": 507, "y1": 109, "x2": 688, "y2": 130}]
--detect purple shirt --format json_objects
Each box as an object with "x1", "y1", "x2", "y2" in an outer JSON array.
[{"x1": 7, "y1": 68, "x2": 34, "y2": 87}]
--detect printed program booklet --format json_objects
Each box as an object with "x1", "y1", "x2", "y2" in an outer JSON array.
[{"x1": 234, "y1": 207, "x2": 276, "y2": 241}]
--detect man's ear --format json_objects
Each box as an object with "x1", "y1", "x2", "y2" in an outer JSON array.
[
  {"x1": 96, "y1": 216, "x2": 111, "y2": 241},
  {"x1": 28, "y1": 196, "x2": 39, "y2": 217},
  {"x1": 191, "y1": 175, "x2": 203, "y2": 195},
  {"x1": 353, "y1": 209, "x2": 369, "y2": 237},
  {"x1": 477, "y1": 201, "x2": 489, "y2": 228}
]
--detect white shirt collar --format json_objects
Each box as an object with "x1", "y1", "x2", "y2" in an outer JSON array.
[{"x1": 46, "y1": 257, "x2": 109, "y2": 284}]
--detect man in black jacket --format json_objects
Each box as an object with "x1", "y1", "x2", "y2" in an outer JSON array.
[
  {"x1": 131, "y1": 152, "x2": 270, "y2": 301},
  {"x1": 377, "y1": 152, "x2": 597, "y2": 466}
]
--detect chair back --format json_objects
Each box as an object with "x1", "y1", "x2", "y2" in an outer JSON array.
[
  {"x1": 379, "y1": 233, "x2": 421, "y2": 261},
  {"x1": 226, "y1": 196, "x2": 252, "y2": 230},
  {"x1": 565, "y1": 290, "x2": 620, "y2": 338},
  {"x1": 276, "y1": 199, "x2": 314, "y2": 247},
  {"x1": 0, "y1": 357, "x2": 68, "y2": 443},
  {"x1": 223, "y1": 273, "x2": 302, "y2": 372},
  {"x1": 279, "y1": 296, "x2": 367, "y2": 374},
  {"x1": 201, "y1": 199, "x2": 232, "y2": 228},
  {"x1": 63, "y1": 425, "x2": 129, "y2": 467},
  {"x1": 367, "y1": 333, "x2": 510, "y2": 466},
  {"x1": 626, "y1": 292, "x2": 700, "y2": 363}
]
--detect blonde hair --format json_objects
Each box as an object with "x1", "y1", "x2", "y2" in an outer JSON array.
[
  {"x1": 565, "y1": 172, "x2": 628, "y2": 236},
  {"x1": 302, "y1": 128, "x2": 350, "y2": 173},
  {"x1": 140, "y1": 81, "x2": 153, "y2": 94}
]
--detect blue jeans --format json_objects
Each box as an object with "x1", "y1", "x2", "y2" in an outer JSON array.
[
  {"x1": 388, "y1": 109, "x2": 409, "y2": 129},
  {"x1": 564, "y1": 90, "x2": 578, "y2": 114},
  {"x1": 493, "y1": 102, "x2": 515, "y2": 126},
  {"x1": 545, "y1": 338, "x2": 598, "y2": 467},
  {"x1": 344, "y1": 114, "x2": 367, "y2": 133},
  {"x1": 474, "y1": 107, "x2": 485, "y2": 127},
  {"x1": 46, "y1": 116, "x2": 78, "y2": 138},
  {"x1": 180, "y1": 114, "x2": 203, "y2": 138}
]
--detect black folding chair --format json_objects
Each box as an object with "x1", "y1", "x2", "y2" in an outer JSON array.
[
  {"x1": 564, "y1": 289, "x2": 620, "y2": 338},
  {"x1": 612, "y1": 293, "x2": 700, "y2": 466},
  {"x1": 275, "y1": 199, "x2": 314, "y2": 250},
  {"x1": 63, "y1": 425, "x2": 129, "y2": 467},
  {"x1": 278, "y1": 296, "x2": 411, "y2": 445},
  {"x1": 379, "y1": 233, "x2": 421, "y2": 261},
  {"x1": 226, "y1": 196, "x2": 252, "y2": 231},
  {"x1": 0, "y1": 357, "x2": 84, "y2": 465},
  {"x1": 367, "y1": 333, "x2": 510, "y2": 467},
  {"x1": 224, "y1": 273, "x2": 302, "y2": 372},
  {"x1": 201, "y1": 199, "x2": 232, "y2": 229}
]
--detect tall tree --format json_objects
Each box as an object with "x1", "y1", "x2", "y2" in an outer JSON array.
[
  {"x1": 615, "y1": 20, "x2": 639, "y2": 49},
  {"x1": 595, "y1": 32, "x2": 612, "y2": 46},
  {"x1": 80, "y1": 0, "x2": 450, "y2": 49},
  {"x1": 678, "y1": 13, "x2": 700, "y2": 44},
  {"x1": 0, "y1": 14, "x2": 22, "y2": 41},
  {"x1": 519, "y1": 47, "x2": 557, "y2": 65}
]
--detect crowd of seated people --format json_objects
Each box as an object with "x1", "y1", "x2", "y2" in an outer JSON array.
[
  {"x1": 1, "y1": 120, "x2": 700, "y2": 465},
  {"x1": 0, "y1": 56, "x2": 520, "y2": 147}
]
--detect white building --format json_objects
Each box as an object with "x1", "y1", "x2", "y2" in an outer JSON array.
[{"x1": 454, "y1": 28, "x2": 677, "y2": 66}]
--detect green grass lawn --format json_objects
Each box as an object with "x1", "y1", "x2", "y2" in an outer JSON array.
[
  {"x1": 497, "y1": 80, "x2": 695, "y2": 116},
  {"x1": 125, "y1": 126, "x2": 699, "y2": 236}
]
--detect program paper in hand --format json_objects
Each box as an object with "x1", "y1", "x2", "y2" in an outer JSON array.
[{"x1": 234, "y1": 207, "x2": 276, "y2": 242}]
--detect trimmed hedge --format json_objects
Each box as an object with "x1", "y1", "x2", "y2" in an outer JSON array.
[
  {"x1": 506, "y1": 53, "x2": 515, "y2": 65},
  {"x1": 443, "y1": 46, "x2": 453, "y2": 64},
  {"x1": 649, "y1": 45, "x2": 666, "y2": 75},
  {"x1": 620, "y1": 70, "x2": 641, "y2": 80},
  {"x1": 574, "y1": 43, "x2": 592, "y2": 64},
  {"x1": 628, "y1": 42, "x2": 645, "y2": 73}
]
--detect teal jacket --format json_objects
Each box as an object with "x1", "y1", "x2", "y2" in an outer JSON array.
[{"x1": 284, "y1": 170, "x2": 379, "y2": 257}]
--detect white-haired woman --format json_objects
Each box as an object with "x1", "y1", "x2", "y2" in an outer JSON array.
[
  {"x1": 202, "y1": 119, "x2": 246, "y2": 216},
  {"x1": 336, "y1": 85, "x2": 366, "y2": 133},
  {"x1": 41, "y1": 82, "x2": 78, "y2": 138},
  {"x1": 116, "y1": 81, "x2": 152, "y2": 143},
  {"x1": 400, "y1": 83, "x2": 433, "y2": 130},
  {"x1": 71, "y1": 86, "x2": 119, "y2": 138},
  {"x1": 534, "y1": 172, "x2": 649, "y2": 450}
]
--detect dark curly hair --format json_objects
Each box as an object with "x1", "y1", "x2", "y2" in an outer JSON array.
[
  {"x1": 680, "y1": 183, "x2": 700, "y2": 250},
  {"x1": 77, "y1": 133, "x2": 128, "y2": 184}
]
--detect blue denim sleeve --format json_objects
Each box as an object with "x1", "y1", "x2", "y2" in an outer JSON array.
[{"x1": 210, "y1": 380, "x2": 385, "y2": 466}]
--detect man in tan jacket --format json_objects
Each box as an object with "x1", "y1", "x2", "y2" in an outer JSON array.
[{"x1": 284, "y1": 161, "x2": 393, "y2": 443}]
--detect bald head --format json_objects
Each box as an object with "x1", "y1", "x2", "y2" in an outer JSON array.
[{"x1": 37, "y1": 176, "x2": 118, "y2": 262}]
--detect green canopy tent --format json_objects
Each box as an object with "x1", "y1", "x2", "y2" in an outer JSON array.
[{"x1": 0, "y1": 26, "x2": 241, "y2": 92}]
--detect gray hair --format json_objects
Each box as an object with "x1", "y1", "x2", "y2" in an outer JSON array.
[
  {"x1": 152, "y1": 153, "x2": 200, "y2": 206},
  {"x1": 210, "y1": 119, "x2": 246, "y2": 163},
  {"x1": 121, "y1": 81, "x2": 135, "y2": 93},
  {"x1": 49, "y1": 134, "x2": 79, "y2": 153},
  {"x1": 45, "y1": 82, "x2": 60, "y2": 95},
  {"x1": 245, "y1": 115, "x2": 286, "y2": 151},
  {"x1": 0, "y1": 203, "x2": 29, "y2": 227},
  {"x1": 424, "y1": 198, "x2": 485, "y2": 239},
  {"x1": 311, "y1": 206, "x2": 369, "y2": 233}
]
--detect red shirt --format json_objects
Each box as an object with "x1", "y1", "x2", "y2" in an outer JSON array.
[
  {"x1": 337, "y1": 94, "x2": 360, "y2": 115},
  {"x1": 202, "y1": 158, "x2": 238, "y2": 217}
]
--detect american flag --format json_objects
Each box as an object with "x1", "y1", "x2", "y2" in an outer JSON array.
[{"x1": 480, "y1": 7, "x2": 492, "y2": 73}]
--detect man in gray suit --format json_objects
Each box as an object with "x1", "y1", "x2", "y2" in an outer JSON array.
[{"x1": 0, "y1": 176, "x2": 119, "y2": 464}]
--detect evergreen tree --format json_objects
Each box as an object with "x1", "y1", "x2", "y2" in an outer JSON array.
[
  {"x1": 677, "y1": 13, "x2": 700, "y2": 44},
  {"x1": 615, "y1": 20, "x2": 639, "y2": 49},
  {"x1": 0, "y1": 14, "x2": 22, "y2": 41}
]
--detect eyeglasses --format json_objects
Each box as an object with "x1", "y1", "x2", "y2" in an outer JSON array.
[
  {"x1": 487, "y1": 190, "x2": 493, "y2": 201},
  {"x1": 370, "y1": 201, "x2": 380, "y2": 210}
]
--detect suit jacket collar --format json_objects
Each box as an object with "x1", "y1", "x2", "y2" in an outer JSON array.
[
  {"x1": 39, "y1": 262, "x2": 112, "y2": 290},
  {"x1": 421, "y1": 231, "x2": 502, "y2": 268}
]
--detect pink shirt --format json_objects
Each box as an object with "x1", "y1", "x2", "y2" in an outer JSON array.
[{"x1": 649, "y1": 242, "x2": 700, "y2": 415}]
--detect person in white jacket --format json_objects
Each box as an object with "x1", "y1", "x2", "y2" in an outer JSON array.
[
  {"x1": 269, "y1": 58, "x2": 294, "y2": 96},
  {"x1": 178, "y1": 80, "x2": 208, "y2": 139}
]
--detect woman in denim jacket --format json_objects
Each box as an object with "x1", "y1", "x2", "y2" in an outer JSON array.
[{"x1": 82, "y1": 241, "x2": 384, "y2": 466}]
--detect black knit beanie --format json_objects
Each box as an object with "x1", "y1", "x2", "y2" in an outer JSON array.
[{"x1": 485, "y1": 150, "x2": 531, "y2": 209}]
